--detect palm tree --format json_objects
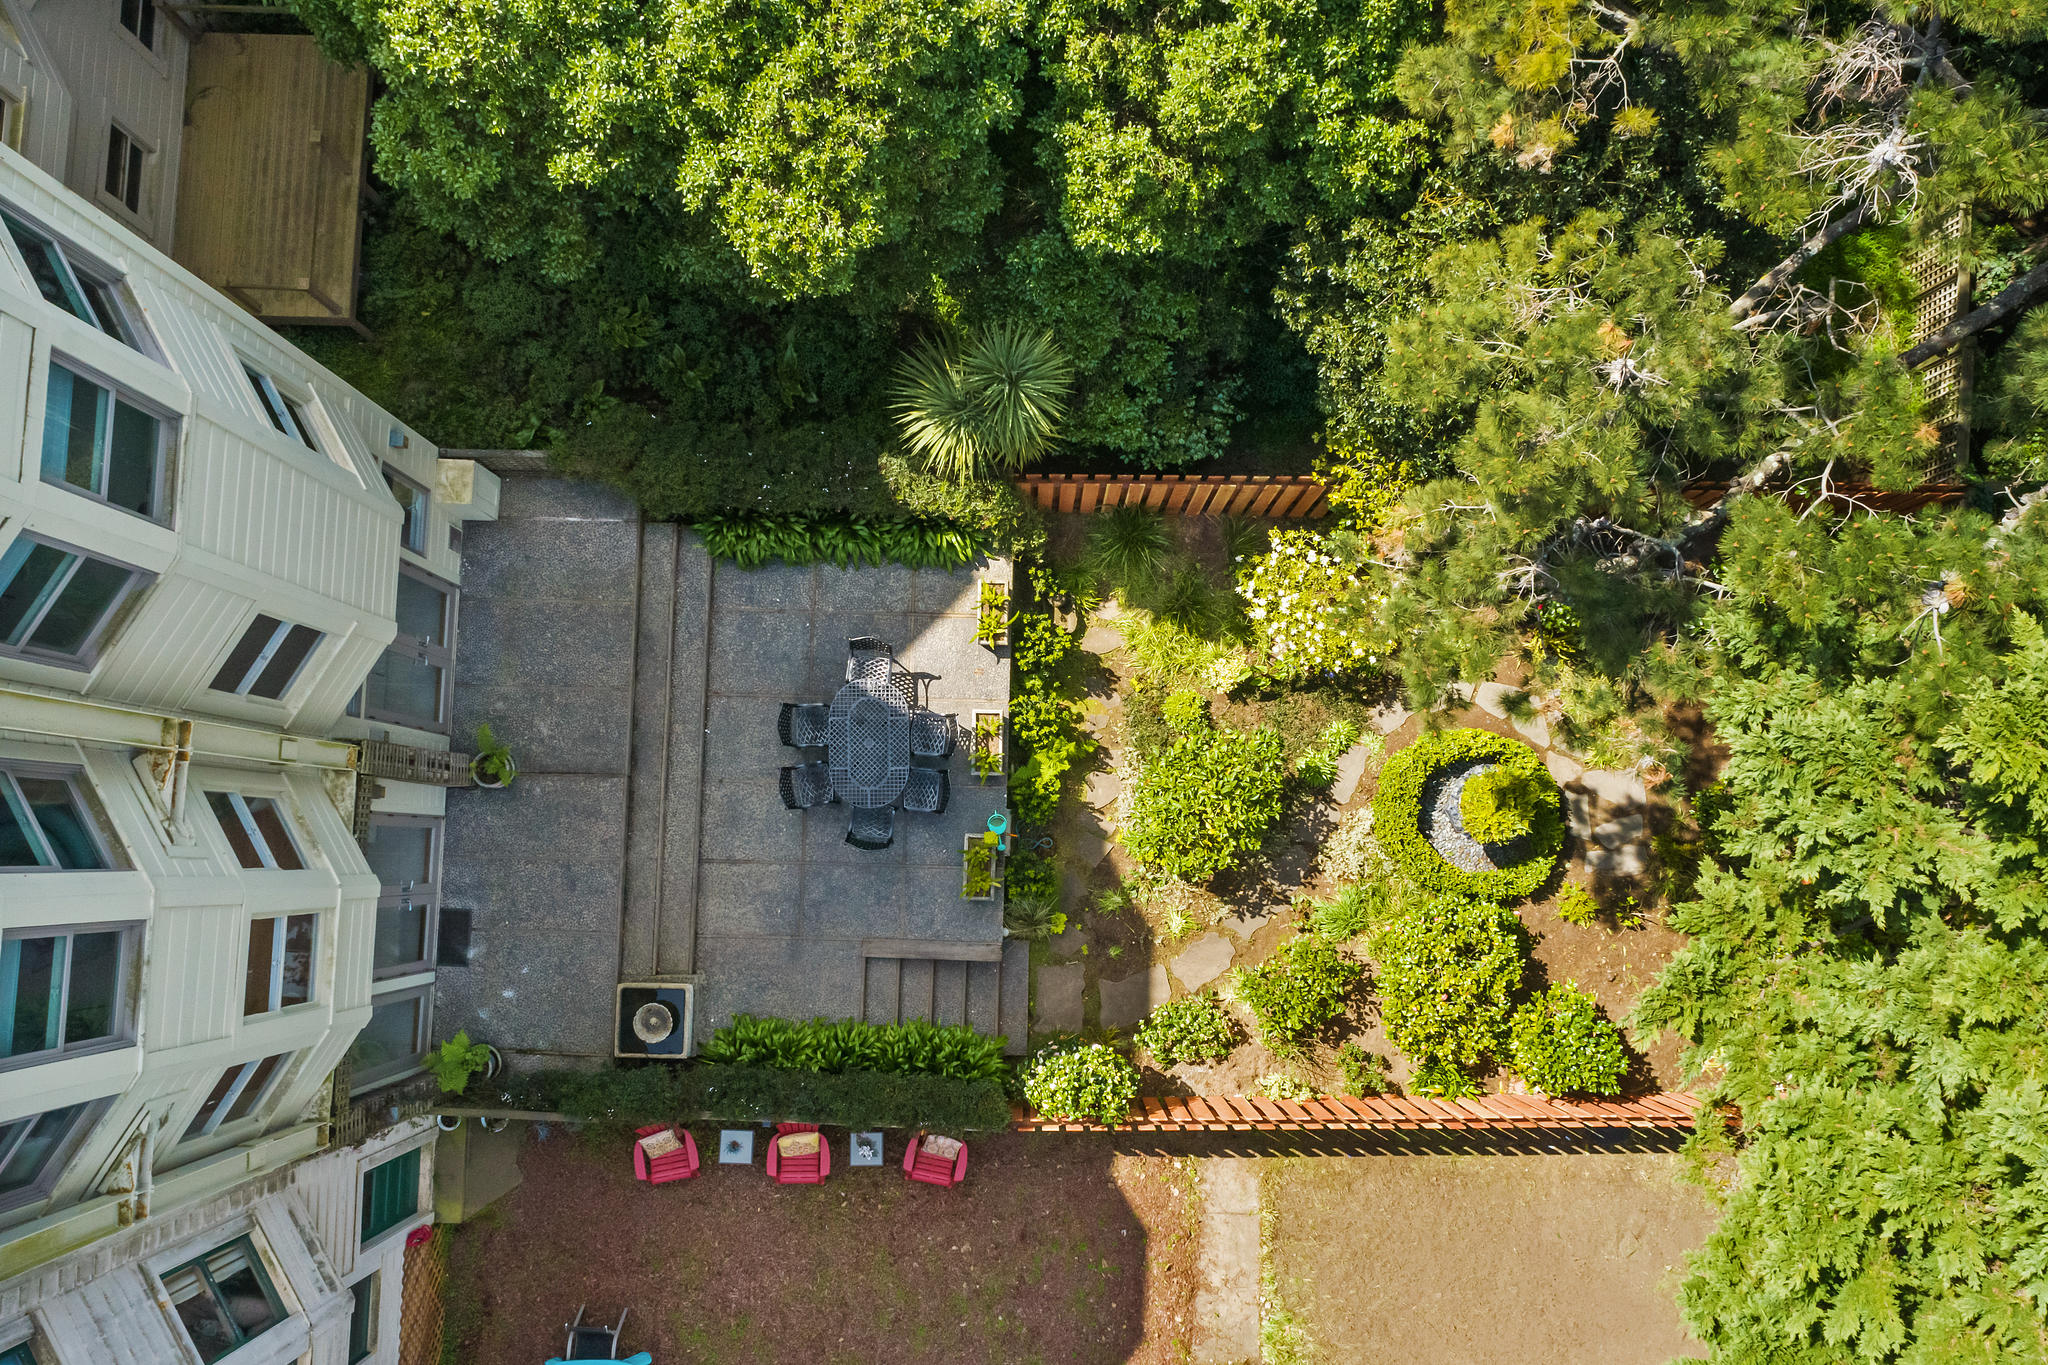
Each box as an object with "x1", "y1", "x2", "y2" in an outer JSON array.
[{"x1": 891, "y1": 322, "x2": 1074, "y2": 482}]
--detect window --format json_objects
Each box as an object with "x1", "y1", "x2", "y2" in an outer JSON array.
[
  {"x1": 366, "y1": 817, "x2": 438, "y2": 977},
  {"x1": 42, "y1": 361, "x2": 167, "y2": 519},
  {"x1": 347, "y1": 1276, "x2": 377, "y2": 1363},
  {"x1": 209, "y1": 614, "x2": 322, "y2": 699},
  {"x1": 359, "y1": 1148, "x2": 421, "y2": 1244},
  {"x1": 0, "y1": 534, "x2": 148, "y2": 666},
  {"x1": 184, "y1": 1053, "x2": 289, "y2": 1139},
  {"x1": 0, "y1": 1340, "x2": 35, "y2": 1365},
  {"x1": 350, "y1": 568, "x2": 453, "y2": 731},
  {"x1": 345, "y1": 993, "x2": 424, "y2": 1089},
  {"x1": 103, "y1": 126, "x2": 144, "y2": 215},
  {"x1": 120, "y1": 0, "x2": 157, "y2": 47},
  {"x1": 162, "y1": 1237, "x2": 285, "y2": 1364},
  {"x1": 242, "y1": 366, "x2": 318, "y2": 450},
  {"x1": 3, "y1": 925, "x2": 131, "y2": 1062},
  {"x1": 0, "y1": 766, "x2": 113, "y2": 869},
  {"x1": 384, "y1": 468, "x2": 427, "y2": 554},
  {"x1": 243, "y1": 914, "x2": 314, "y2": 1016},
  {"x1": 0, "y1": 91, "x2": 21, "y2": 152},
  {"x1": 205, "y1": 792, "x2": 305, "y2": 871},
  {"x1": 0, "y1": 211, "x2": 148, "y2": 351},
  {"x1": 0, "y1": 1102, "x2": 95, "y2": 1212}
]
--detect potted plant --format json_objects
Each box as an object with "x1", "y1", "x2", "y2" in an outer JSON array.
[
  {"x1": 971, "y1": 711, "x2": 1006, "y2": 783},
  {"x1": 424, "y1": 1030, "x2": 501, "y2": 1096},
  {"x1": 469, "y1": 723, "x2": 517, "y2": 789},
  {"x1": 975, "y1": 579, "x2": 1010, "y2": 650},
  {"x1": 961, "y1": 831, "x2": 1003, "y2": 901}
]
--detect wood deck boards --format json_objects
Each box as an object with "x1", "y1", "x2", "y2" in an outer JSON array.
[{"x1": 174, "y1": 33, "x2": 367, "y2": 327}]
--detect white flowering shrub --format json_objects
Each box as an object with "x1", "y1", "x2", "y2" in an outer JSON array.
[
  {"x1": 1236, "y1": 529, "x2": 1390, "y2": 683},
  {"x1": 1022, "y1": 1043, "x2": 1140, "y2": 1126}
]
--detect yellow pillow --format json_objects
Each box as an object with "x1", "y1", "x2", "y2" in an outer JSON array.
[
  {"x1": 921, "y1": 1135, "x2": 962, "y2": 1161},
  {"x1": 778, "y1": 1131, "x2": 820, "y2": 1157},
  {"x1": 638, "y1": 1130, "x2": 682, "y2": 1159}
]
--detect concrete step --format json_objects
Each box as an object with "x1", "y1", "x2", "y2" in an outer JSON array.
[
  {"x1": 933, "y1": 959, "x2": 967, "y2": 1026},
  {"x1": 998, "y1": 939, "x2": 1029, "y2": 1055},
  {"x1": 898, "y1": 958, "x2": 935, "y2": 1022},
  {"x1": 863, "y1": 957, "x2": 900, "y2": 1026},
  {"x1": 965, "y1": 959, "x2": 1001, "y2": 1037}
]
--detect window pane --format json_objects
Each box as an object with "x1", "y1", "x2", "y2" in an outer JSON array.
[
  {"x1": 106, "y1": 400, "x2": 158, "y2": 515},
  {"x1": 246, "y1": 800, "x2": 303, "y2": 871},
  {"x1": 41, "y1": 365, "x2": 106, "y2": 493},
  {"x1": 4, "y1": 216, "x2": 87, "y2": 320},
  {"x1": 365, "y1": 824, "x2": 432, "y2": 891},
  {"x1": 393, "y1": 574, "x2": 447, "y2": 646},
  {"x1": 281, "y1": 396, "x2": 315, "y2": 449},
  {"x1": 104, "y1": 129, "x2": 125, "y2": 198},
  {"x1": 206, "y1": 793, "x2": 261, "y2": 869},
  {"x1": 212, "y1": 616, "x2": 279, "y2": 694},
  {"x1": 346, "y1": 998, "x2": 420, "y2": 1077},
  {"x1": 223, "y1": 1053, "x2": 282, "y2": 1124},
  {"x1": 185, "y1": 1066, "x2": 239, "y2": 1139},
  {"x1": 243, "y1": 917, "x2": 276, "y2": 1016},
  {"x1": 166, "y1": 1263, "x2": 241, "y2": 1364},
  {"x1": 63, "y1": 931, "x2": 121, "y2": 1044},
  {"x1": 2, "y1": 936, "x2": 62, "y2": 1057},
  {"x1": 280, "y1": 915, "x2": 314, "y2": 1008},
  {"x1": 79, "y1": 275, "x2": 134, "y2": 346},
  {"x1": 2, "y1": 1340, "x2": 38, "y2": 1365},
  {"x1": 349, "y1": 1275, "x2": 376, "y2": 1362},
  {"x1": 360, "y1": 1147, "x2": 421, "y2": 1243},
  {"x1": 124, "y1": 144, "x2": 143, "y2": 211},
  {"x1": 17, "y1": 776, "x2": 105, "y2": 869},
  {"x1": 250, "y1": 624, "x2": 321, "y2": 699},
  {"x1": 0, "y1": 786, "x2": 38, "y2": 866},
  {"x1": 28, "y1": 554, "x2": 130, "y2": 656},
  {"x1": 206, "y1": 1241, "x2": 281, "y2": 1342},
  {"x1": 0, "y1": 541, "x2": 71, "y2": 645},
  {"x1": 0, "y1": 1104, "x2": 81, "y2": 1196},
  {"x1": 362, "y1": 651, "x2": 443, "y2": 726},
  {"x1": 373, "y1": 902, "x2": 427, "y2": 973}
]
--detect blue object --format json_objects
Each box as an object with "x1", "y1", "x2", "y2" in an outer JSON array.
[
  {"x1": 546, "y1": 1357, "x2": 651, "y2": 1365},
  {"x1": 986, "y1": 811, "x2": 1008, "y2": 835}
]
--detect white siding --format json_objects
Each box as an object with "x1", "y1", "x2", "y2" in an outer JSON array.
[{"x1": 0, "y1": 0, "x2": 73, "y2": 177}]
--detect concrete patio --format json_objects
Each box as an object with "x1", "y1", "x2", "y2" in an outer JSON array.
[{"x1": 435, "y1": 477, "x2": 1025, "y2": 1067}]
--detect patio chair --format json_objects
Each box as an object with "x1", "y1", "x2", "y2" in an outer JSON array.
[
  {"x1": 561, "y1": 1306, "x2": 632, "y2": 1360},
  {"x1": 845, "y1": 805, "x2": 894, "y2": 850},
  {"x1": 779, "y1": 761, "x2": 834, "y2": 811},
  {"x1": 846, "y1": 637, "x2": 893, "y2": 682},
  {"x1": 632, "y1": 1124, "x2": 700, "y2": 1185},
  {"x1": 903, "y1": 1133, "x2": 969, "y2": 1189},
  {"x1": 903, "y1": 768, "x2": 949, "y2": 815},
  {"x1": 765, "y1": 1122, "x2": 832, "y2": 1184},
  {"x1": 908, "y1": 711, "x2": 956, "y2": 758},
  {"x1": 777, "y1": 702, "x2": 830, "y2": 749}
]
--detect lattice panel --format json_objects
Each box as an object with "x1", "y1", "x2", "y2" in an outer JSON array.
[{"x1": 397, "y1": 1232, "x2": 447, "y2": 1365}]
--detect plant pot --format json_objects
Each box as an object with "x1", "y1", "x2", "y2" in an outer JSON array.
[
  {"x1": 436, "y1": 1114, "x2": 462, "y2": 1132},
  {"x1": 481, "y1": 1044, "x2": 504, "y2": 1080},
  {"x1": 476, "y1": 1115, "x2": 509, "y2": 1133},
  {"x1": 976, "y1": 579, "x2": 1010, "y2": 651},
  {"x1": 971, "y1": 710, "x2": 1007, "y2": 785},
  {"x1": 961, "y1": 831, "x2": 1003, "y2": 902},
  {"x1": 469, "y1": 755, "x2": 516, "y2": 789}
]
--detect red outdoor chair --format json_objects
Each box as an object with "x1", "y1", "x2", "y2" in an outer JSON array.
[
  {"x1": 765, "y1": 1123, "x2": 831, "y2": 1184},
  {"x1": 632, "y1": 1124, "x2": 700, "y2": 1185},
  {"x1": 903, "y1": 1133, "x2": 969, "y2": 1189}
]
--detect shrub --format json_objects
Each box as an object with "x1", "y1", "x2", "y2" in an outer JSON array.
[
  {"x1": 1003, "y1": 894, "x2": 1067, "y2": 941},
  {"x1": 1231, "y1": 934, "x2": 1367, "y2": 1054},
  {"x1": 1372, "y1": 729, "x2": 1563, "y2": 901},
  {"x1": 1508, "y1": 983, "x2": 1629, "y2": 1096},
  {"x1": 1368, "y1": 896, "x2": 1526, "y2": 1075},
  {"x1": 1003, "y1": 850, "x2": 1057, "y2": 902},
  {"x1": 1309, "y1": 882, "x2": 1387, "y2": 942},
  {"x1": 698, "y1": 1015, "x2": 1007, "y2": 1083},
  {"x1": 1458, "y1": 765, "x2": 1542, "y2": 844},
  {"x1": 1122, "y1": 725, "x2": 1285, "y2": 881},
  {"x1": 1556, "y1": 883, "x2": 1601, "y2": 927},
  {"x1": 1162, "y1": 688, "x2": 1210, "y2": 732},
  {"x1": 489, "y1": 1065, "x2": 1013, "y2": 1137},
  {"x1": 1133, "y1": 994, "x2": 1238, "y2": 1067},
  {"x1": 1256, "y1": 1073, "x2": 1319, "y2": 1102},
  {"x1": 1335, "y1": 1041, "x2": 1390, "y2": 1095},
  {"x1": 690, "y1": 513, "x2": 982, "y2": 569},
  {"x1": 1409, "y1": 1057, "x2": 1483, "y2": 1099},
  {"x1": 1010, "y1": 611, "x2": 1090, "y2": 827},
  {"x1": 1084, "y1": 506, "x2": 1172, "y2": 587},
  {"x1": 1236, "y1": 527, "x2": 1391, "y2": 683},
  {"x1": 1022, "y1": 1043, "x2": 1140, "y2": 1126}
]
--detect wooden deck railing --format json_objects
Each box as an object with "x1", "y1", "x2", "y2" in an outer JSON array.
[
  {"x1": 1014, "y1": 1091, "x2": 1701, "y2": 1133},
  {"x1": 1016, "y1": 473, "x2": 1329, "y2": 517}
]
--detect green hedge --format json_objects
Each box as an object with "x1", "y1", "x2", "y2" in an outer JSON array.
[
  {"x1": 485, "y1": 1064, "x2": 1012, "y2": 1137},
  {"x1": 697, "y1": 1014, "x2": 1007, "y2": 1082},
  {"x1": 1371, "y1": 729, "x2": 1562, "y2": 901},
  {"x1": 690, "y1": 513, "x2": 983, "y2": 569}
]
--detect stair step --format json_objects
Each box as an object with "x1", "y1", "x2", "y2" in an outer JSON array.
[
  {"x1": 965, "y1": 959, "x2": 1000, "y2": 1037},
  {"x1": 933, "y1": 960, "x2": 967, "y2": 1027},
  {"x1": 898, "y1": 959, "x2": 935, "y2": 1022},
  {"x1": 863, "y1": 957, "x2": 900, "y2": 1026},
  {"x1": 998, "y1": 940, "x2": 1029, "y2": 1055}
]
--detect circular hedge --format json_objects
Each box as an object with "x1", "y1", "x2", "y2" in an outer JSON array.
[{"x1": 1371, "y1": 728, "x2": 1562, "y2": 901}]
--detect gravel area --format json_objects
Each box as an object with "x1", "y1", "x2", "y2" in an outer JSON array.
[{"x1": 1424, "y1": 760, "x2": 1516, "y2": 873}]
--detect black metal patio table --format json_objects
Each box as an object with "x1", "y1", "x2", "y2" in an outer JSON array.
[{"x1": 827, "y1": 673, "x2": 913, "y2": 808}]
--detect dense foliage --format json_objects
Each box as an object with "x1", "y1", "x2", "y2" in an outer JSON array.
[
  {"x1": 1008, "y1": 606, "x2": 1089, "y2": 827},
  {"x1": 1230, "y1": 933, "x2": 1368, "y2": 1054},
  {"x1": 1372, "y1": 729, "x2": 1561, "y2": 900},
  {"x1": 1021, "y1": 1043, "x2": 1141, "y2": 1126},
  {"x1": 1507, "y1": 983, "x2": 1628, "y2": 1096},
  {"x1": 698, "y1": 1014, "x2": 1008, "y2": 1082},
  {"x1": 1368, "y1": 895, "x2": 1525, "y2": 1080},
  {"x1": 1132, "y1": 993, "x2": 1239, "y2": 1068},
  {"x1": 691, "y1": 514, "x2": 983, "y2": 568},
  {"x1": 1122, "y1": 715, "x2": 1286, "y2": 881}
]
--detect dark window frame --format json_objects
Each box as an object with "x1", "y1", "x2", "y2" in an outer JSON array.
[
  {"x1": 209, "y1": 613, "x2": 323, "y2": 700},
  {"x1": 118, "y1": 0, "x2": 157, "y2": 49},
  {"x1": 204, "y1": 791, "x2": 306, "y2": 871},
  {"x1": 0, "y1": 762, "x2": 121, "y2": 871},
  {"x1": 241, "y1": 912, "x2": 316, "y2": 1017},
  {"x1": 160, "y1": 1233, "x2": 289, "y2": 1364},
  {"x1": 345, "y1": 988, "x2": 428, "y2": 1092},
  {"x1": 366, "y1": 814, "x2": 441, "y2": 980},
  {"x1": 102, "y1": 125, "x2": 146, "y2": 216},
  {"x1": 347, "y1": 1274, "x2": 377, "y2": 1363},
  {"x1": 0, "y1": 208, "x2": 156, "y2": 355},
  {"x1": 0, "y1": 1098, "x2": 104, "y2": 1216},
  {"x1": 383, "y1": 466, "x2": 429, "y2": 555},
  {"x1": 241, "y1": 364, "x2": 321, "y2": 452},
  {"x1": 182, "y1": 1052, "x2": 292, "y2": 1141},
  {"x1": 351, "y1": 565, "x2": 456, "y2": 733}
]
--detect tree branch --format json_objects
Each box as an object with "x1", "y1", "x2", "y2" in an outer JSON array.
[
  {"x1": 1900, "y1": 260, "x2": 2048, "y2": 367},
  {"x1": 1728, "y1": 205, "x2": 1876, "y2": 321},
  {"x1": 1675, "y1": 448, "x2": 1799, "y2": 553}
]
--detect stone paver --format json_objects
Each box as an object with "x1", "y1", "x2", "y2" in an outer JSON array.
[
  {"x1": 1099, "y1": 965, "x2": 1170, "y2": 1030},
  {"x1": 1034, "y1": 962, "x2": 1085, "y2": 1032},
  {"x1": 1367, "y1": 701, "x2": 1411, "y2": 734},
  {"x1": 1066, "y1": 821, "x2": 1113, "y2": 873},
  {"x1": 1587, "y1": 844, "x2": 1650, "y2": 877},
  {"x1": 1511, "y1": 710, "x2": 1554, "y2": 749},
  {"x1": 1474, "y1": 681, "x2": 1521, "y2": 719},
  {"x1": 1545, "y1": 750, "x2": 1585, "y2": 784},
  {"x1": 1171, "y1": 933, "x2": 1237, "y2": 991},
  {"x1": 1578, "y1": 769, "x2": 1649, "y2": 808},
  {"x1": 1331, "y1": 739, "x2": 1377, "y2": 804},
  {"x1": 1193, "y1": 1159, "x2": 1261, "y2": 1365},
  {"x1": 1591, "y1": 813, "x2": 1647, "y2": 849},
  {"x1": 1083, "y1": 769, "x2": 1122, "y2": 810},
  {"x1": 1080, "y1": 620, "x2": 1127, "y2": 655}
]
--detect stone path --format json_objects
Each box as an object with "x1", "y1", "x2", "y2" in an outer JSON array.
[{"x1": 1192, "y1": 1159, "x2": 1261, "y2": 1365}]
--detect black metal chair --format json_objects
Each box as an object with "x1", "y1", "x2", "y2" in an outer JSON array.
[
  {"x1": 847, "y1": 637, "x2": 893, "y2": 682},
  {"x1": 778, "y1": 761, "x2": 834, "y2": 810},
  {"x1": 564, "y1": 1305, "x2": 628, "y2": 1360},
  {"x1": 909, "y1": 711, "x2": 955, "y2": 759},
  {"x1": 903, "y1": 767, "x2": 949, "y2": 815},
  {"x1": 778, "y1": 701, "x2": 830, "y2": 748},
  {"x1": 846, "y1": 805, "x2": 894, "y2": 850}
]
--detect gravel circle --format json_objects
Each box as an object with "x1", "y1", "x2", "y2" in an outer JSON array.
[{"x1": 1423, "y1": 760, "x2": 1530, "y2": 873}]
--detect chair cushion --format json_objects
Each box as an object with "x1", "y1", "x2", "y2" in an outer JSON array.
[
  {"x1": 638, "y1": 1129, "x2": 683, "y2": 1160},
  {"x1": 920, "y1": 1135, "x2": 962, "y2": 1161},
  {"x1": 778, "y1": 1131, "x2": 820, "y2": 1157}
]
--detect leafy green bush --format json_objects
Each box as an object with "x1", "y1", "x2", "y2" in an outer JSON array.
[
  {"x1": 1162, "y1": 688, "x2": 1210, "y2": 732},
  {"x1": 1335, "y1": 1041, "x2": 1390, "y2": 1095},
  {"x1": 1010, "y1": 610, "x2": 1089, "y2": 827},
  {"x1": 1231, "y1": 934, "x2": 1367, "y2": 1054},
  {"x1": 1408, "y1": 1057, "x2": 1483, "y2": 1100},
  {"x1": 1555, "y1": 883, "x2": 1600, "y2": 928},
  {"x1": 1458, "y1": 765, "x2": 1542, "y2": 844},
  {"x1": 1372, "y1": 730, "x2": 1562, "y2": 901},
  {"x1": 1132, "y1": 993, "x2": 1238, "y2": 1067},
  {"x1": 1122, "y1": 724, "x2": 1285, "y2": 881},
  {"x1": 1256, "y1": 1073, "x2": 1319, "y2": 1102},
  {"x1": 1368, "y1": 896, "x2": 1526, "y2": 1076},
  {"x1": 691, "y1": 514, "x2": 981, "y2": 569},
  {"x1": 484, "y1": 1065, "x2": 1012, "y2": 1137},
  {"x1": 1308, "y1": 882, "x2": 1387, "y2": 942},
  {"x1": 1293, "y1": 718, "x2": 1364, "y2": 787},
  {"x1": 1003, "y1": 850, "x2": 1056, "y2": 902},
  {"x1": 1508, "y1": 984, "x2": 1628, "y2": 1096},
  {"x1": 1022, "y1": 1043, "x2": 1140, "y2": 1126},
  {"x1": 698, "y1": 1015, "x2": 1007, "y2": 1083},
  {"x1": 1237, "y1": 528, "x2": 1391, "y2": 683}
]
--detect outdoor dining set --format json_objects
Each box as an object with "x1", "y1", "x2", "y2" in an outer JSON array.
[{"x1": 777, "y1": 636, "x2": 954, "y2": 850}]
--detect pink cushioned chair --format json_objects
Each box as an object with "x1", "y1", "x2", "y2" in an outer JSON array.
[
  {"x1": 631, "y1": 1123, "x2": 700, "y2": 1185},
  {"x1": 903, "y1": 1133, "x2": 968, "y2": 1188},
  {"x1": 765, "y1": 1122, "x2": 830, "y2": 1184}
]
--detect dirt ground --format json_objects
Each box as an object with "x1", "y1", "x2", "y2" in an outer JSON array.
[
  {"x1": 1262, "y1": 1153, "x2": 1718, "y2": 1365},
  {"x1": 439, "y1": 1127, "x2": 1200, "y2": 1365}
]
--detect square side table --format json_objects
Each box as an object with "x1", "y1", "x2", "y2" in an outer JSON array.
[
  {"x1": 717, "y1": 1129, "x2": 754, "y2": 1164},
  {"x1": 848, "y1": 1132, "x2": 885, "y2": 1167}
]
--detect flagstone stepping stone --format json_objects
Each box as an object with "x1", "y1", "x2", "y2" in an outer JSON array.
[
  {"x1": 1066, "y1": 822, "x2": 1113, "y2": 873},
  {"x1": 1577, "y1": 768, "x2": 1648, "y2": 809},
  {"x1": 1100, "y1": 965, "x2": 1171, "y2": 1030},
  {"x1": 1474, "y1": 681, "x2": 1521, "y2": 718},
  {"x1": 1511, "y1": 710, "x2": 1553, "y2": 749},
  {"x1": 1367, "y1": 701, "x2": 1412, "y2": 734},
  {"x1": 1083, "y1": 769, "x2": 1122, "y2": 810},
  {"x1": 1545, "y1": 750, "x2": 1584, "y2": 784},
  {"x1": 1034, "y1": 962, "x2": 1085, "y2": 1032},
  {"x1": 1081, "y1": 620, "x2": 1127, "y2": 655},
  {"x1": 1331, "y1": 740, "x2": 1378, "y2": 804},
  {"x1": 1586, "y1": 843, "x2": 1650, "y2": 877},
  {"x1": 1170, "y1": 933, "x2": 1236, "y2": 991},
  {"x1": 1591, "y1": 813, "x2": 1647, "y2": 849}
]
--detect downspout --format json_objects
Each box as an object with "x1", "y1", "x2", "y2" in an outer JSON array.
[{"x1": 134, "y1": 1119, "x2": 153, "y2": 1222}]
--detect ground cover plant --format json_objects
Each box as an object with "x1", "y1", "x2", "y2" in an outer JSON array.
[
  {"x1": 696, "y1": 1014, "x2": 1008, "y2": 1082},
  {"x1": 1021, "y1": 1042, "x2": 1142, "y2": 1126},
  {"x1": 1132, "y1": 993, "x2": 1238, "y2": 1068}
]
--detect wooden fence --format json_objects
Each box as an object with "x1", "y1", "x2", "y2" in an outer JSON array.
[
  {"x1": 1014, "y1": 1090, "x2": 1701, "y2": 1133},
  {"x1": 1678, "y1": 481, "x2": 1970, "y2": 517},
  {"x1": 1016, "y1": 473, "x2": 1329, "y2": 518}
]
